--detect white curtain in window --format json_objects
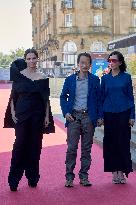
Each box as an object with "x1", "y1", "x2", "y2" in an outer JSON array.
[
  {"x1": 63, "y1": 41, "x2": 77, "y2": 65},
  {"x1": 65, "y1": 14, "x2": 72, "y2": 27},
  {"x1": 64, "y1": 0, "x2": 73, "y2": 8},
  {"x1": 133, "y1": 14, "x2": 136, "y2": 27},
  {"x1": 93, "y1": 13, "x2": 102, "y2": 26}
]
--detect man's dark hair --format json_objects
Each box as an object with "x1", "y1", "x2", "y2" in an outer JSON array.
[
  {"x1": 24, "y1": 48, "x2": 38, "y2": 59},
  {"x1": 77, "y1": 52, "x2": 92, "y2": 64}
]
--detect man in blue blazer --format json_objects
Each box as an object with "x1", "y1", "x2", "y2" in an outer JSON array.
[{"x1": 60, "y1": 52, "x2": 102, "y2": 187}]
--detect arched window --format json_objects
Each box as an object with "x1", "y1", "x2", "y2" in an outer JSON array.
[
  {"x1": 91, "y1": 41, "x2": 106, "y2": 52},
  {"x1": 63, "y1": 41, "x2": 77, "y2": 66}
]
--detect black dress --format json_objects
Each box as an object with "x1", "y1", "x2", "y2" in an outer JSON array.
[
  {"x1": 4, "y1": 59, "x2": 55, "y2": 134},
  {"x1": 4, "y1": 59, "x2": 55, "y2": 187}
]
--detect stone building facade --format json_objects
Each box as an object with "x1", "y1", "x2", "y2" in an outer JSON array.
[{"x1": 30, "y1": 0, "x2": 136, "y2": 68}]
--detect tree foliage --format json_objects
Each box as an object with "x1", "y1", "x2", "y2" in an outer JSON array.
[
  {"x1": 0, "y1": 47, "x2": 25, "y2": 69},
  {"x1": 127, "y1": 54, "x2": 136, "y2": 76}
]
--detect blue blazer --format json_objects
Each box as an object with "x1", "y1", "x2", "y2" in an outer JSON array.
[
  {"x1": 101, "y1": 72, "x2": 135, "y2": 119},
  {"x1": 60, "y1": 72, "x2": 102, "y2": 127}
]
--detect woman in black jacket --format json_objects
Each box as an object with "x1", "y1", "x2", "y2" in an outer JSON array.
[{"x1": 4, "y1": 48, "x2": 55, "y2": 191}]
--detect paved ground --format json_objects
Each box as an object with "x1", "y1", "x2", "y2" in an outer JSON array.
[{"x1": 50, "y1": 98, "x2": 62, "y2": 115}]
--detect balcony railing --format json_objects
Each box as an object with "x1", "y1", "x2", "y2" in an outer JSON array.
[
  {"x1": 61, "y1": 0, "x2": 73, "y2": 10},
  {"x1": 132, "y1": 1, "x2": 136, "y2": 9},
  {"x1": 58, "y1": 26, "x2": 80, "y2": 35},
  {"x1": 129, "y1": 27, "x2": 136, "y2": 34},
  {"x1": 92, "y1": 0, "x2": 105, "y2": 9},
  {"x1": 87, "y1": 26, "x2": 111, "y2": 35}
]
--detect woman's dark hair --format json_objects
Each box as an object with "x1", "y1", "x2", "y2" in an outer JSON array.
[
  {"x1": 77, "y1": 52, "x2": 92, "y2": 64},
  {"x1": 108, "y1": 51, "x2": 126, "y2": 72},
  {"x1": 24, "y1": 48, "x2": 38, "y2": 59}
]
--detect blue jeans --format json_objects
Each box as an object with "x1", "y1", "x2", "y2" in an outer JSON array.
[{"x1": 65, "y1": 111, "x2": 94, "y2": 180}]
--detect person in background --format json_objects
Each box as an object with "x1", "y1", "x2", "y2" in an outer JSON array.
[
  {"x1": 4, "y1": 48, "x2": 55, "y2": 191},
  {"x1": 101, "y1": 51, "x2": 135, "y2": 184},
  {"x1": 60, "y1": 52, "x2": 102, "y2": 188}
]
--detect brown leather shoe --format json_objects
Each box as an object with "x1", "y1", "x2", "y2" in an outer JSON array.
[
  {"x1": 80, "y1": 179, "x2": 92, "y2": 186},
  {"x1": 65, "y1": 179, "x2": 74, "y2": 188}
]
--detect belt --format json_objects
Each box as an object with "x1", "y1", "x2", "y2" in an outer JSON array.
[{"x1": 73, "y1": 109, "x2": 88, "y2": 114}]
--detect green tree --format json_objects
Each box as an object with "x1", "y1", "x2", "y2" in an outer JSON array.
[
  {"x1": 0, "y1": 52, "x2": 12, "y2": 68},
  {"x1": 9, "y1": 47, "x2": 25, "y2": 60},
  {"x1": 0, "y1": 47, "x2": 25, "y2": 69},
  {"x1": 127, "y1": 54, "x2": 136, "y2": 76}
]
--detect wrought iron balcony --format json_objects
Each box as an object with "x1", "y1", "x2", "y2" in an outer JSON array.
[
  {"x1": 129, "y1": 27, "x2": 136, "y2": 34},
  {"x1": 87, "y1": 26, "x2": 111, "y2": 35},
  {"x1": 58, "y1": 26, "x2": 80, "y2": 35},
  {"x1": 42, "y1": 36, "x2": 59, "y2": 50},
  {"x1": 132, "y1": 1, "x2": 136, "y2": 9},
  {"x1": 92, "y1": 0, "x2": 105, "y2": 9},
  {"x1": 61, "y1": 0, "x2": 73, "y2": 10}
]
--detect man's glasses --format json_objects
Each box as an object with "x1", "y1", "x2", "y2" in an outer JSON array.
[
  {"x1": 108, "y1": 59, "x2": 119, "y2": 63},
  {"x1": 79, "y1": 61, "x2": 90, "y2": 66}
]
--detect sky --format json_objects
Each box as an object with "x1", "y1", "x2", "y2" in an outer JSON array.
[{"x1": 0, "y1": 0, "x2": 32, "y2": 54}]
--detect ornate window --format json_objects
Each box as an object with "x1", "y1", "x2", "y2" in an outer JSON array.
[
  {"x1": 65, "y1": 13, "x2": 72, "y2": 27},
  {"x1": 92, "y1": 0, "x2": 104, "y2": 9},
  {"x1": 93, "y1": 13, "x2": 102, "y2": 26},
  {"x1": 61, "y1": 0, "x2": 73, "y2": 9},
  {"x1": 63, "y1": 41, "x2": 77, "y2": 65},
  {"x1": 132, "y1": 0, "x2": 136, "y2": 9},
  {"x1": 65, "y1": 0, "x2": 73, "y2": 8},
  {"x1": 91, "y1": 41, "x2": 106, "y2": 52},
  {"x1": 132, "y1": 14, "x2": 136, "y2": 26}
]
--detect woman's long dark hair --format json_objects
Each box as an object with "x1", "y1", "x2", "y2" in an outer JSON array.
[{"x1": 108, "y1": 51, "x2": 127, "y2": 72}]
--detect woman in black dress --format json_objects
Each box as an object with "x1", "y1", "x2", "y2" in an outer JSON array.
[
  {"x1": 4, "y1": 48, "x2": 55, "y2": 191},
  {"x1": 101, "y1": 51, "x2": 135, "y2": 184}
]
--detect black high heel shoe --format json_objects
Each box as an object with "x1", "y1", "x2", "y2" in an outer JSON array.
[
  {"x1": 28, "y1": 179, "x2": 38, "y2": 188},
  {"x1": 9, "y1": 185, "x2": 18, "y2": 191}
]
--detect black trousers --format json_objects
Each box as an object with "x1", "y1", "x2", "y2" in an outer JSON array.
[
  {"x1": 103, "y1": 109, "x2": 133, "y2": 177},
  {"x1": 8, "y1": 113, "x2": 44, "y2": 186}
]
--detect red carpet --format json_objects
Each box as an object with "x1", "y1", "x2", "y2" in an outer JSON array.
[{"x1": 0, "y1": 88, "x2": 136, "y2": 205}]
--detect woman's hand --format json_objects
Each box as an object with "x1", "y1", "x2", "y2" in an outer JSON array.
[
  {"x1": 97, "y1": 118, "x2": 104, "y2": 127},
  {"x1": 10, "y1": 99, "x2": 18, "y2": 124},
  {"x1": 65, "y1": 113, "x2": 75, "y2": 122},
  {"x1": 45, "y1": 101, "x2": 50, "y2": 127},
  {"x1": 12, "y1": 114, "x2": 18, "y2": 124},
  {"x1": 129, "y1": 119, "x2": 135, "y2": 127}
]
